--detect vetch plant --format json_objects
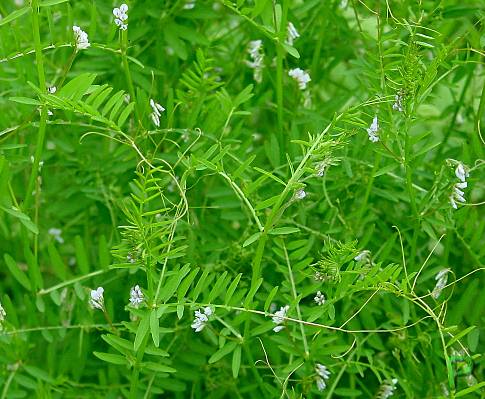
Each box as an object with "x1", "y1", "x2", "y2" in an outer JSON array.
[{"x1": 0, "y1": 1, "x2": 483, "y2": 398}]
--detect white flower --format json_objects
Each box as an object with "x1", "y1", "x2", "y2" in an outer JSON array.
[
  {"x1": 113, "y1": 4, "x2": 128, "y2": 30},
  {"x1": 48, "y1": 228, "x2": 64, "y2": 244},
  {"x1": 89, "y1": 287, "x2": 105, "y2": 310},
  {"x1": 48, "y1": 86, "x2": 57, "y2": 94},
  {"x1": 288, "y1": 68, "x2": 311, "y2": 90},
  {"x1": 450, "y1": 163, "x2": 469, "y2": 210},
  {"x1": 272, "y1": 305, "x2": 289, "y2": 332},
  {"x1": 367, "y1": 116, "x2": 379, "y2": 142},
  {"x1": 129, "y1": 285, "x2": 144, "y2": 307},
  {"x1": 455, "y1": 163, "x2": 468, "y2": 182},
  {"x1": 72, "y1": 26, "x2": 90, "y2": 50},
  {"x1": 431, "y1": 268, "x2": 450, "y2": 299},
  {"x1": 376, "y1": 378, "x2": 398, "y2": 399},
  {"x1": 191, "y1": 306, "x2": 213, "y2": 332},
  {"x1": 392, "y1": 94, "x2": 403, "y2": 112},
  {"x1": 294, "y1": 189, "x2": 306, "y2": 200},
  {"x1": 354, "y1": 250, "x2": 371, "y2": 263},
  {"x1": 286, "y1": 22, "x2": 300, "y2": 46},
  {"x1": 314, "y1": 291, "x2": 325, "y2": 306},
  {"x1": 315, "y1": 363, "x2": 331, "y2": 391},
  {"x1": 246, "y1": 40, "x2": 264, "y2": 83},
  {"x1": 149, "y1": 99, "x2": 165, "y2": 127},
  {"x1": 0, "y1": 302, "x2": 6, "y2": 330},
  {"x1": 183, "y1": 0, "x2": 196, "y2": 9}
]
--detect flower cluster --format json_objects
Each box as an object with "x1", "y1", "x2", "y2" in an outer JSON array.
[
  {"x1": 149, "y1": 99, "x2": 165, "y2": 127},
  {"x1": 392, "y1": 94, "x2": 403, "y2": 112},
  {"x1": 272, "y1": 305, "x2": 289, "y2": 332},
  {"x1": 376, "y1": 378, "x2": 398, "y2": 399},
  {"x1": 288, "y1": 68, "x2": 311, "y2": 90},
  {"x1": 246, "y1": 40, "x2": 264, "y2": 83},
  {"x1": 129, "y1": 285, "x2": 144, "y2": 307},
  {"x1": 113, "y1": 4, "x2": 128, "y2": 30},
  {"x1": 315, "y1": 363, "x2": 331, "y2": 391},
  {"x1": 449, "y1": 163, "x2": 469, "y2": 210},
  {"x1": 431, "y1": 268, "x2": 450, "y2": 299},
  {"x1": 367, "y1": 116, "x2": 379, "y2": 142},
  {"x1": 191, "y1": 307, "x2": 213, "y2": 332},
  {"x1": 286, "y1": 22, "x2": 300, "y2": 46},
  {"x1": 72, "y1": 26, "x2": 90, "y2": 50},
  {"x1": 294, "y1": 188, "x2": 307, "y2": 200},
  {"x1": 314, "y1": 291, "x2": 325, "y2": 306},
  {"x1": 48, "y1": 228, "x2": 64, "y2": 244},
  {"x1": 89, "y1": 287, "x2": 105, "y2": 310}
]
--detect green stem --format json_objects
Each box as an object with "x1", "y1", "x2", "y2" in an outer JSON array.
[
  {"x1": 251, "y1": 114, "x2": 342, "y2": 288},
  {"x1": 24, "y1": 0, "x2": 47, "y2": 211}
]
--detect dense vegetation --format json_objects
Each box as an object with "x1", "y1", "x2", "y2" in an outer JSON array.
[{"x1": 0, "y1": 0, "x2": 484, "y2": 397}]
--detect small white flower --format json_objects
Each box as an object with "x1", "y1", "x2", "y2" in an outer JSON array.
[
  {"x1": 286, "y1": 22, "x2": 300, "y2": 46},
  {"x1": 246, "y1": 40, "x2": 264, "y2": 83},
  {"x1": 48, "y1": 86, "x2": 57, "y2": 94},
  {"x1": 376, "y1": 378, "x2": 398, "y2": 399},
  {"x1": 294, "y1": 189, "x2": 306, "y2": 200},
  {"x1": 354, "y1": 250, "x2": 371, "y2": 263},
  {"x1": 272, "y1": 305, "x2": 289, "y2": 332},
  {"x1": 129, "y1": 285, "x2": 144, "y2": 307},
  {"x1": 191, "y1": 306, "x2": 213, "y2": 332},
  {"x1": 455, "y1": 163, "x2": 469, "y2": 182},
  {"x1": 113, "y1": 4, "x2": 128, "y2": 30},
  {"x1": 149, "y1": 99, "x2": 165, "y2": 127},
  {"x1": 0, "y1": 302, "x2": 6, "y2": 330},
  {"x1": 392, "y1": 94, "x2": 403, "y2": 112},
  {"x1": 450, "y1": 162, "x2": 469, "y2": 210},
  {"x1": 89, "y1": 287, "x2": 105, "y2": 310},
  {"x1": 315, "y1": 363, "x2": 331, "y2": 391},
  {"x1": 48, "y1": 228, "x2": 64, "y2": 244},
  {"x1": 314, "y1": 291, "x2": 325, "y2": 306},
  {"x1": 72, "y1": 26, "x2": 90, "y2": 50},
  {"x1": 367, "y1": 116, "x2": 379, "y2": 142},
  {"x1": 183, "y1": 0, "x2": 196, "y2": 9},
  {"x1": 288, "y1": 68, "x2": 311, "y2": 90},
  {"x1": 431, "y1": 268, "x2": 450, "y2": 299}
]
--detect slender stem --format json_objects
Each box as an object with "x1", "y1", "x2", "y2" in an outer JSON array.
[
  {"x1": 282, "y1": 241, "x2": 309, "y2": 358},
  {"x1": 251, "y1": 114, "x2": 342, "y2": 288},
  {"x1": 24, "y1": 0, "x2": 47, "y2": 211}
]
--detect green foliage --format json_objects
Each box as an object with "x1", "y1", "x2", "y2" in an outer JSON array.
[{"x1": 0, "y1": 0, "x2": 484, "y2": 398}]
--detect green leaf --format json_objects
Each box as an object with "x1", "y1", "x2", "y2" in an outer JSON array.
[
  {"x1": 0, "y1": 7, "x2": 29, "y2": 27},
  {"x1": 446, "y1": 325, "x2": 476, "y2": 348},
  {"x1": 134, "y1": 314, "x2": 150, "y2": 351},
  {"x1": 9, "y1": 97, "x2": 41, "y2": 106},
  {"x1": 456, "y1": 382, "x2": 485, "y2": 397},
  {"x1": 74, "y1": 236, "x2": 90, "y2": 274},
  {"x1": 150, "y1": 309, "x2": 160, "y2": 348},
  {"x1": 224, "y1": 273, "x2": 242, "y2": 305},
  {"x1": 282, "y1": 43, "x2": 300, "y2": 59},
  {"x1": 40, "y1": 0, "x2": 69, "y2": 5},
  {"x1": 93, "y1": 352, "x2": 127, "y2": 365},
  {"x1": 142, "y1": 362, "x2": 176, "y2": 373},
  {"x1": 264, "y1": 286, "x2": 279, "y2": 312},
  {"x1": 232, "y1": 345, "x2": 242, "y2": 378},
  {"x1": 4, "y1": 254, "x2": 32, "y2": 291},
  {"x1": 208, "y1": 341, "x2": 238, "y2": 364},
  {"x1": 269, "y1": 227, "x2": 300, "y2": 235},
  {"x1": 1, "y1": 206, "x2": 39, "y2": 234},
  {"x1": 243, "y1": 232, "x2": 261, "y2": 247}
]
